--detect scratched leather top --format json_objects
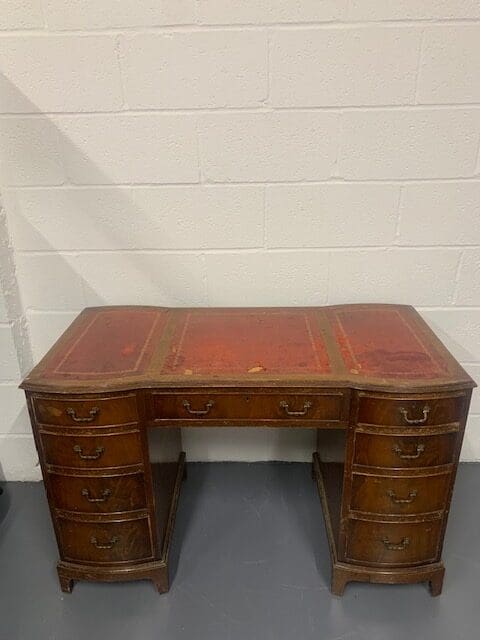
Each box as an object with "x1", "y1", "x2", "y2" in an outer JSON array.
[{"x1": 20, "y1": 304, "x2": 475, "y2": 393}]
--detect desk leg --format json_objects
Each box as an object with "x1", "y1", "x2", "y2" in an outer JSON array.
[
  {"x1": 57, "y1": 569, "x2": 74, "y2": 594},
  {"x1": 151, "y1": 567, "x2": 170, "y2": 594},
  {"x1": 429, "y1": 567, "x2": 445, "y2": 597},
  {"x1": 331, "y1": 566, "x2": 350, "y2": 596}
]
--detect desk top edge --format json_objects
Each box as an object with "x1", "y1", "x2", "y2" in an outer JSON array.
[{"x1": 20, "y1": 304, "x2": 476, "y2": 394}]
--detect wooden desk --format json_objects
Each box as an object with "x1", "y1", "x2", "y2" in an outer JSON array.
[{"x1": 20, "y1": 304, "x2": 475, "y2": 596}]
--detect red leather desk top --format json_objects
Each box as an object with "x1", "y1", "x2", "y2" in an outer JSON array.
[{"x1": 21, "y1": 304, "x2": 475, "y2": 393}]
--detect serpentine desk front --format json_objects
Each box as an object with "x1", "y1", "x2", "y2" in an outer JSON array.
[{"x1": 20, "y1": 304, "x2": 475, "y2": 596}]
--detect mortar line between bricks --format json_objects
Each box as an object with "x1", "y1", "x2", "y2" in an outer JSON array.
[
  {"x1": 393, "y1": 185, "x2": 404, "y2": 245},
  {"x1": 2, "y1": 104, "x2": 480, "y2": 117},
  {"x1": 452, "y1": 250, "x2": 466, "y2": 305},
  {"x1": 331, "y1": 110, "x2": 342, "y2": 179},
  {"x1": 3, "y1": 19, "x2": 480, "y2": 35},
  {"x1": 6, "y1": 178, "x2": 480, "y2": 190},
  {"x1": 196, "y1": 122, "x2": 204, "y2": 184},
  {"x1": 474, "y1": 133, "x2": 480, "y2": 175},
  {"x1": 15, "y1": 246, "x2": 479, "y2": 256},
  {"x1": 413, "y1": 28, "x2": 426, "y2": 104},
  {"x1": 114, "y1": 34, "x2": 128, "y2": 111}
]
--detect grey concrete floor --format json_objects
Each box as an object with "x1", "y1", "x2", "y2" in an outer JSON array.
[{"x1": 0, "y1": 462, "x2": 479, "y2": 640}]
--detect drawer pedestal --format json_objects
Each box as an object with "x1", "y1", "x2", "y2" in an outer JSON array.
[
  {"x1": 56, "y1": 452, "x2": 185, "y2": 593},
  {"x1": 314, "y1": 390, "x2": 469, "y2": 596}
]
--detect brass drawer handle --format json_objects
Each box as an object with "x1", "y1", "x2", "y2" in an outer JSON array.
[
  {"x1": 387, "y1": 489, "x2": 418, "y2": 504},
  {"x1": 382, "y1": 536, "x2": 410, "y2": 551},
  {"x1": 66, "y1": 407, "x2": 100, "y2": 423},
  {"x1": 279, "y1": 400, "x2": 312, "y2": 417},
  {"x1": 73, "y1": 444, "x2": 104, "y2": 460},
  {"x1": 393, "y1": 443, "x2": 425, "y2": 460},
  {"x1": 90, "y1": 535, "x2": 119, "y2": 550},
  {"x1": 399, "y1": 405, "x2": 430, "y2": 425},
  {"x1": 182, "y1": 400, "x2": 214, "y2": 416},
  {"x1": 81, "y1": 488, "x2": 111, "y2": 503}
]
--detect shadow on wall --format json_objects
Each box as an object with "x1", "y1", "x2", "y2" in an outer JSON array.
[
  {"x1": 1, "y1": 76, "x2": 203, "y2": 319},
  {"x1": 0, "y1": 390, "x2": 42, "y2": 483},
  {"x1": 0, "y1": 80, "x2": 206, "y2": 478}
]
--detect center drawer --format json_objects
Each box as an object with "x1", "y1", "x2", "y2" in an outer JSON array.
[{"x1": 147, "y1": 391, "x2": 348, "y2": 424}]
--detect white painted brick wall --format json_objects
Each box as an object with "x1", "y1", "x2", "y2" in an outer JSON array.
[
  {"x1": 270, "y1": 28, "x2": 422, "y2": 107},
  {"x1": 338, "y1": 110, "x2": 480, "y2": 179},
  {"x1": 27, "y1": 310, "x2": 78, "y2": 363},
  {"x1": 457, "y1": 249, "x2": 480, "y2": 305},
  {"x1": 0, "y1": 325, "x2": 21, "y2": 380},
  {"x1": 9, "y1": 186, "x2": 265, "y2": 251},
  {"x1": 0, "y1": 36, "x2": 123, "y2": 113},
  {"x1": 397, "y1": 183, "x2": 480, "y2": 245},
  {"x1": 417, "y1": 26, "x2": 480, "y2": 104},
  {"x1": 0, "y1": 4, "x2": 479, "y2": 479},
  {"x1": 76, "y1": 252, "x2": 207, "y2": 307},
  {"x1": 265, "y1": 185, "x2": 399, "y2": 247},
  {"x1": 0, "y1": 118, "x2": 65, "y2": 186},
  {"x1": 43, "y1": 0, "x2": 197, "y2": 30},
  {"x1": 200, "y1": 112, "x2": 340, "y2": 181},
  {"x1": 329, "y1": 249, "x2": 460, "y2": 306},
  {"x1": 205, "y1": 251, "x2": 330, "y2": 307},
  {"x1": 16, "y1": 253, "x2": 85, "y2": 311},
  {"x1": 347, "y1": 1, "x2": 480, "y2": 21},
  {"x1": 121, "y1": 32, "x2": 268, "y2": 109},
  {"x1": 0, "y1": 1, "x2": 43, "y2": 30},
  {"x1": 56, "y1": 115, "x2": 199, "y2": 184},
  {"x1": 196, "y1": 1, "x2": 348, "y2": 24}
]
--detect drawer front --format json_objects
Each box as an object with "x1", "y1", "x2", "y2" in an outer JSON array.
[
  {"x1": 48, "y1": 472, "x2": 147, "y2": 513},
  {"x1": 41, "y1": 431, "x2": 144, "y2": 469},
  {"x1": 357, "y1": 394, "x2": 464, "y2": 427},
  {"x1": 32, "y1": 395, "x2": 138, "y2": 427},
  {"x1": 350, "y1": 472, "x2": 451, "y2": 516},
  {"x1": 148, "y1": 391, "x2": 347, "y2": 423},
  {"x1": 353, "y1": 432, "x2": 457, "y2": 469},
  {"x1": 345, "y1": 519, "x2": 442, "y2": 566},
  {"x1": 57, "y1": 517, "x2": 153, "y2": 564}
]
